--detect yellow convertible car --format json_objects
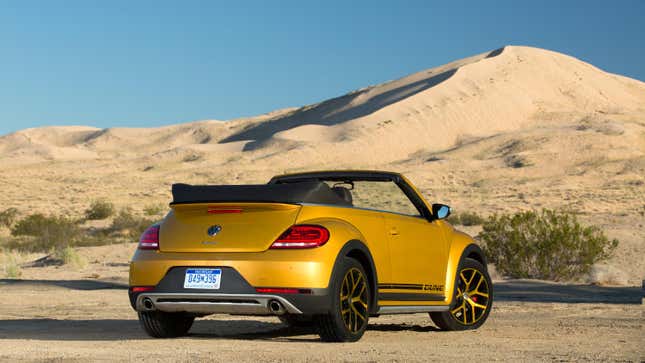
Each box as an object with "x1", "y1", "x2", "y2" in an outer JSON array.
[{"x1": 129, "y1": 171, "x2": 492, "y2": 342}]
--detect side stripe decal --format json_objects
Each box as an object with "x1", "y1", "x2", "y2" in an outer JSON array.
[{"x1": 378, "y1": 292, "x2": 444, "y2": 301}]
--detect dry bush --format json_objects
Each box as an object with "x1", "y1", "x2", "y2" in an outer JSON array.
[
  {"x1": 0, "y1": 208, "x2": 19, "y2": 229},
  {"x1": 480, "y1": 209, "x2": 618, "y2": 281},
  {"x1": 447, "y1": 211, "x2": 486, "y2": 226},
  {"x1": 110, "y1": 208, "x2": 155, "y2": 240},
  {"x1": 10, "y1": 214, "x2": 81, "y2": 252},
  {"x1": 85, "y1": 200, "x2": 115, "y2": 220}
]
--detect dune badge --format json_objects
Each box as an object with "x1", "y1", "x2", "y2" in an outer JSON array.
[{"x1": 207, "y1": 225, "x2": 222, "y2": 237}]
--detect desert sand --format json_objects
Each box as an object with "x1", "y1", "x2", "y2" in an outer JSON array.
[{"x1": 0, "y1": 244, "x2": 642, "y2": 362}]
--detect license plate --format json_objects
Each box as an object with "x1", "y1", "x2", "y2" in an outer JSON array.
[{"x1": 184, "y1": 268, "x2": 222, "y2": 289}]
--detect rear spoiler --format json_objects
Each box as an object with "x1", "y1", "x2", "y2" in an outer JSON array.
[{"x1": 170, "y1": 181, "x2": 351, "y2": 206}]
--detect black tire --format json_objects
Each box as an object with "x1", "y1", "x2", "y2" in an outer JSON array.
[
  {"x1": 278, "y1": 314, "x2": 315, "y2": 327},
  {"x1": 315, "y1": 257, "x2": 370, "y2": 342},
  {"x1": 430, "y1": 258, "x2": 493, "y2": 331},
  {"x1": 138, "y1": 311, "x2": 195, "y2": 338}
]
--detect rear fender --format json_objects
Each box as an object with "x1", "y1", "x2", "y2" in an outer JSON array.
[
  {"x1": 329, "y1": 240, "x2": 379, "y2": 314},
  {"x1": 295, "y1": 217, "x2": 379, "y2": 314}
]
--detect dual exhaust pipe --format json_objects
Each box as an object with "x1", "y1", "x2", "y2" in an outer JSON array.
[
  {"x1": 268, "y1": 300, "x2": 286, "y2": 315},
  {"x1": 140, "y1": 297, "x2": 286, "y2": 315},
  {"x1": 142, "y1": 297, "x2": 155, "y2": 311}
]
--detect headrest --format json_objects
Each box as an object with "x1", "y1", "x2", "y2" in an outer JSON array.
[{"x1": 331, "y1": 186, "x2": 353, "y2": 205}]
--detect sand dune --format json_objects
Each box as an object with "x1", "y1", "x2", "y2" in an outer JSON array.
[
  {"x1": 0, "y1": 45, "x2": 643, "y2": 284},
  {"x1": 2, "y1": 46, "x2": 643, "y2": 163}
]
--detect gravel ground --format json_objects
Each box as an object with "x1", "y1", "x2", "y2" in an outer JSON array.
[{"x1": 0, "y1": 280, "x2": 642, "y2": 362}]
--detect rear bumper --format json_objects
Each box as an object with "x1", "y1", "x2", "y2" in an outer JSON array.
[
  {"x1": 134, "y1": 292, "x2": 303, "y2": 315},
  {"x1": 128, "y1": 266, "x2": 332, "y2": 315}
]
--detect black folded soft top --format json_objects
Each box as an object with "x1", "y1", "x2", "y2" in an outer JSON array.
[{"x1": 171, "y1": 181, "x2": 350, "y2": 206}]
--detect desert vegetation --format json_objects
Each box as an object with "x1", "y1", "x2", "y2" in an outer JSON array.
[
  {"x1": 0, "y1": 207, "x2": 18, "y2": 229},
  {"x1": 84, "y1": 200, "x2": 115, "y2": 220},
  {"x1": 446, "y1": 211, "x2": 486, "y2": 226},
  {"x1": 479, "y1": 209, "x2": 618, "y2": 281},
  {"x1": 1, "y1": 202, "x2": 622, "y2": 283},
  {"x1": 0, "y1": 205, "x2": 158, "y2": 271}
]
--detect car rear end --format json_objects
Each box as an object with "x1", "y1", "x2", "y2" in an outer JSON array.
[{"x1": 129, "y1": 202, "x2": 338, "y2": 317}]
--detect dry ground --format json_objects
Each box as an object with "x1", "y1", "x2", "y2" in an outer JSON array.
[
  {"x1": 0, "y1": 244, "x2": 643, "y2": 362},
  {"x1": 0, "y1": 279, "x2": 642, "y2": 362}
]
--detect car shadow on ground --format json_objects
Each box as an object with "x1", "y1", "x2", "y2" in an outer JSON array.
[
  {"x1": 0, "y1": 279, "x2": 641, "y2": 342},
  {"x1": 0, "y1": 319, "x2": 314, "y2": 342},
  {"x1": 0, "y1": 318, "x2": 439, "y2": 342},
  {"x1": 2, "y1": 278, "x2": 641, "y2": 304},
  {"x1": 494, "y1": 280, "x2": 643, "y2": 304},
  {"x1": 0, "y1": 279, "x2": 128, "y2": 290}
]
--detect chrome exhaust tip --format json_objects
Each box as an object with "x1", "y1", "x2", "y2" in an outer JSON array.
[
  {"x1": 142, "y1": 297, "x2": 155, "y2": 311},
  {"x1": 268, "y1": 300, "x2": 286, "y2": 315}
]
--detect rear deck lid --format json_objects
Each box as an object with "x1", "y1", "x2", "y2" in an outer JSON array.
[{"x1": 160, "y1": 203, "x2": 301, "y2": 253}]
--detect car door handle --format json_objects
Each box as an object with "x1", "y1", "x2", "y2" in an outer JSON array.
[{"x1": 389, "y1": 228, "x2": 399, "y2": 236}]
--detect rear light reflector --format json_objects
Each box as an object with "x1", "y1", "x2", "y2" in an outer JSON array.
[
  {"x1": 130, "y1": 286, "x2": 155, "y2": 293},
  {"x1": 207, "y1": 207, "x2": 243, "y2": 214},
  {"x1": 255, "y1": 288, "x2": 312, "y2": 294},
  {"x1": 270, "y1": 225, "x2": 330, "y2": 249},
  {"x1": 138, "y1": 225, "x2": 160, "y2": 250}
]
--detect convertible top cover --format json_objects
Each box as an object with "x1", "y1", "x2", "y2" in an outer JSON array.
[{"x1": 171, "y1": 181, "x2": 351, "y2": 206}]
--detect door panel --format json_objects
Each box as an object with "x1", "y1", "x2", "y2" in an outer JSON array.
[{"x1": 383, "y1": 213, "x2": 448, "y2": 293}]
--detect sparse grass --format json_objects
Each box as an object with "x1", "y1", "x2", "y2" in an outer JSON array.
[
  {"x1": 2, "y1": 205, "x2": 156, "y2": 252},
  {"x1": 110, "y1": 208, "x2": 155, "y2": 240},
  {"x1": 480, "y1": 209, "x2": 618, "y2": 281},
  {"x1": 144, "y1": 204, "x2": 165, "y2": 217},
  {"x1": 11, "y1": 214, "x2": 81, "y2": 252},
  {"x1": 1, "y1": 249, "x2": 23, "y2": 278},
  {"x1": 504, "y1": 154, "x2": 532, "y2": 168},
  {"x1": 53, "y1": 246, "x2": 86, "y2": 268},
  {"x1": 446, "y1": 211, "x2": 486, "y2": 226},
  {"x1": 85, "y1": 200, "x2": 115, "y2": 220},
  {"x1": 0, "y1": 208, "x2": 19, "y2": 229}
]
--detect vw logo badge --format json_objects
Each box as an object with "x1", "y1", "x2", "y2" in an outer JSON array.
[{"x1": 207, "y1": 225, "x2": 222, "y2": 237}]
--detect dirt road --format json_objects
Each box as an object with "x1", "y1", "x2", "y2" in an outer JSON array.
[{"x1": 0, "y1": 279, "x2": 642, "y2": 362}]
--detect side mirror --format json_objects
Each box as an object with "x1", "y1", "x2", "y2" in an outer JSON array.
[{"x1": 431, "y1": 204, "x2": 451, "y2": 220}]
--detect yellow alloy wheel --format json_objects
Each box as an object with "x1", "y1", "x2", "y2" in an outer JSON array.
[
  {"x1": 450, "y1": 267, "x2": 490, "y2": 325},
  {"x1": 339, "y1": 267, "x2": 369, "y2": 333}
]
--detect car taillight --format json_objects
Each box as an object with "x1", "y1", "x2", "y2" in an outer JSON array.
[
  {"x1": 130, "y1": 286, "x2": 155, "y2": 293},
  {"x1": 138, "y1": 225, "x2": 160, "y2": 250},
  {"x1": 270, "y1": 225, "x2": 329, "y2": 249},
  {"x1": 255, "y1": 287, "x2": 312, "y2": 294}
]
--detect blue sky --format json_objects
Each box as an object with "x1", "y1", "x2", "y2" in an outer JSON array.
[{"x1": 1, "y1": 0, "x2": 643, "y2": 136}]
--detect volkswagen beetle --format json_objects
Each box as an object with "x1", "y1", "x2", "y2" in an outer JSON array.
[{"x1": 129, "y1": 171, "x2": 492, "y2": 342}]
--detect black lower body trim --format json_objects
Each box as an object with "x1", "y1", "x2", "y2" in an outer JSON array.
[{"x1": 379, "y1": 292, "x2": 444, "y2": 301}]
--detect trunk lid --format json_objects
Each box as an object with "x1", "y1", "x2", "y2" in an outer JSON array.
[{"x1": 159, "y1": 203, "x2": 301, "y2": 253}]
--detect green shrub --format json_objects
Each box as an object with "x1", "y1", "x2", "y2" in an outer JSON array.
[
  {"x1": 10, "y1": 214, "x2": 81, "y2": 252},
  {"x1": 53, "y1": 245, "x2": 86, "y2": 268},
  {"x1": 110, "y1": 208, "x2": 154, "y2": 240},
  {"x1": 0, "y1": 208, "x2": 19, "y2": 229},
  {"x1": 446, "y1": 211, "x2": 485, "y2": 226},
  {"x1": 1, "y1": 250, "x2": 23, "y2": 278},
  {"x1": 143, "y1": 204, "x2": 165, "y2": 217},
  {"x1": 85, "y1": 200, "x2": 115, "y2": 220},
  {"x1": 458, "y1": 212, "x2": 486, "y2": 226},
  {"x1": 480, "y1": 209, "x2": 618, "y2": 281}
]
